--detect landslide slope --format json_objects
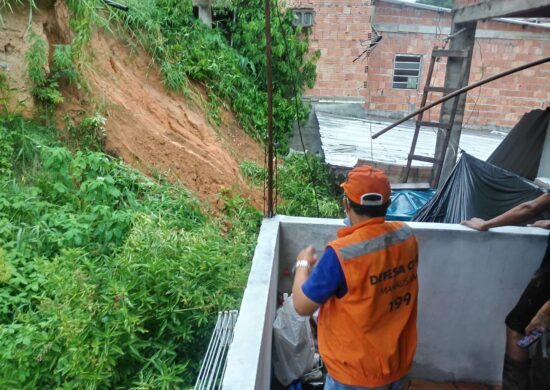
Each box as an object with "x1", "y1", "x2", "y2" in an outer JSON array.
[{"x1": 1, "y1": 0, "x2": 263, "y2": 205}]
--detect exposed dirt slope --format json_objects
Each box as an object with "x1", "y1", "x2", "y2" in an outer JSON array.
[
  {"x1": 1, "y1": 0, "x2": 264, "y2": 205},
  {"x1": 84, "y1": 30, "x2": 263, "y2": 205},
  {"x1": 1, "y1": 0, "x2": 59, "y2": 114}
]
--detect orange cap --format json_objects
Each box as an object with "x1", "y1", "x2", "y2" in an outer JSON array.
[{"x1": 341, "y1": 165, "x2": 391, "y2": 206}]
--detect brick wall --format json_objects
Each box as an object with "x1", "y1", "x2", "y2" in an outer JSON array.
[
  {"x1": 289, "y1": 0, "x2": 550, "y2": 130},
  {"x1": 365, "y1": 0, "x2": 550, "y2": 129},
  {"x1": 287, "y1": 0, "x2": 374, "y2": 99}
]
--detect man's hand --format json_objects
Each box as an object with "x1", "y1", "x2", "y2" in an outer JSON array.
[
  {"x1": 528, "y1": 220, "x2": 550, "y2": 229},
  {"x1": 461, "y1": 218, "x2": 489, "y2": 231},
  {"x1": 297, "y1": 246, "x2": 318, "y2": 268},
  {"x1": 526, "y1": 300, "x2": 550, "y2": 334},
  {"x1": 292, "y1": 246, "x2": 320, "y2": 316}
]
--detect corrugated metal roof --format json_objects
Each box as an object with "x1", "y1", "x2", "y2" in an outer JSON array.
[{"x1": 316, "y1": 112, "x2": 504, "y2": 168}]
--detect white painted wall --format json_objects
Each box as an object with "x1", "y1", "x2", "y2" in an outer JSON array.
[{"x1": 223, "y1": 216, "x2": 549, "y2": 388}]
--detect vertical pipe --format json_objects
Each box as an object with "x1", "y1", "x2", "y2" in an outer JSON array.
[{"x1": 265, "y1": 0, "x2": 275, "y2": 218}]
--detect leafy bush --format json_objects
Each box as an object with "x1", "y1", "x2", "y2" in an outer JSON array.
[
  {"x1": 75, "y1": 0, "x2": 318, "y2": 151},
  {"x1": 241, "y1": 154, "x2": 342, "y2": 218},
  {"x1": 64, "y1": 112, "x2": 107, "y2": 151},
  {"x1": 26, "y1": 33, "x2": 85, "y2": 112},
  {"x1": 0, "y1": 116, "x2": 261, "y2": 388},
  {"x1": 26, "y1": 32, "x2": 63, "y2": 108}
]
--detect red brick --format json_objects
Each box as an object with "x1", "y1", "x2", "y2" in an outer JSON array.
[{"x1": 299, "y1": 0, "x2": 548, "y2": 127}]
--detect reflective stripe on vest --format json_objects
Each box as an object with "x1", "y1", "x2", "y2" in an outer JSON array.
[{"x1": 338, "y1": 225, "x2": 413, "y2": 261}]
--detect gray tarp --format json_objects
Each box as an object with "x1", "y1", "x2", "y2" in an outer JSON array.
[
  {"x1": 413, "y1": 153, "x2": 546, "y2": 223},
  {"x1": 487, "y1": 108, "x2": 549, "y2": 180}
]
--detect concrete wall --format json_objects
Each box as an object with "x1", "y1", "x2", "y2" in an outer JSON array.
[
  {"x1": 222, "y1": 219, "x2": 280, "y2": 390},
  {"x1": 223, "y1": 216, "x2": 549, "y2": 388}
]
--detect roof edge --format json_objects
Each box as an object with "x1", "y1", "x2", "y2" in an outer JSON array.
[{"x1": 378, "y1": 0, "x2": 550, "y2": 30}]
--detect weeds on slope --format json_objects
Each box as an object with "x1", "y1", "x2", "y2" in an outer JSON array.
[
  {"x1": 0, "y1": 115, "x2": 261, "y2": 388},
  {"x1": 241, "y1": 154, "x2": 342, "y2": 218},
  {"x1": 66, "y1": 0, "x2": 319, "y2": 151}
]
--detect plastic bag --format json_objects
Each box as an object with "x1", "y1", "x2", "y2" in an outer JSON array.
[{"x1": 272, "y1": 294, "x2": 316, "y2": 386}]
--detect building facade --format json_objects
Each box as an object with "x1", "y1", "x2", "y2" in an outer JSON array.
[{"x1": 287, "y1": 0, "x2": 550, "y2": 130}]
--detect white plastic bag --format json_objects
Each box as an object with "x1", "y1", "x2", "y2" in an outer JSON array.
[{"x1": 272, "y1": 294, "x2": 316, "y2": 386}]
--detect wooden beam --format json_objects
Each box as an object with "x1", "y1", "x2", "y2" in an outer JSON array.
[
  {"x1": 453, "y1": 0, "x2": 550, "y2": 24},
  {"x1": 435, "y1": 21, "x2": 477, "y2": 187}
]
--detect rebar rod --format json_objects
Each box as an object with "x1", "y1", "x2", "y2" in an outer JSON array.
[
  {"x1": 204, "y1": 313, "x2": 231, "y2": 389},
  {"x1": 209, "y1": 312, "x2": 234, "y2": 388},
  {"x1": 195, "y1": 314, "x2": 222, "y2": 389},
  {"x1": 194, "y1": 311, "x2": 240, "y2": 390},
  {"x1": 219, "y1": 311, "x2": 238, "y2": 383},
  {"x1": 265, "y1": 0, "x2": 275, "y2": 217}
]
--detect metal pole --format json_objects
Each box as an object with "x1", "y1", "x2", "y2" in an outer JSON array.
[
  {"x1": 265, "y1": 0, "x2": 275, "y2": 218},
  {"x1": 372, "y1": 55, "x2": 550, "y2": 139}
]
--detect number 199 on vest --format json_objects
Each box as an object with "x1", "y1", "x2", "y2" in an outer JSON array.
[{"x1": 389, "y1": 292, "x2": 411, "y2": 312}]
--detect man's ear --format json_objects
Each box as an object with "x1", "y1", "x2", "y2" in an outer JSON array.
[{"x1": 343, "y1": 196, "x2": 350, "y2": 213}]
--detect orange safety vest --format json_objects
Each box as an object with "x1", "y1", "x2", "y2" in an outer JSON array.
[{"x1": 318, "y1": 217, "x2": 419, "y2": 387}]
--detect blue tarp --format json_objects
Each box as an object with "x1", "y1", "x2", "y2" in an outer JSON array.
[{"x1": 387, "y1": 189, "x2": 436, "y2": 221}]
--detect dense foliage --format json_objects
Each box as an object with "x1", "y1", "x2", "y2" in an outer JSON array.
[
  {"x1": 0, "y1": 115, "x2": 261, "y2": 388},
  {"x1": 0, "y1": 0, "x2": 340, "y2": 387},
  {"x1": 103, "y1": 0, "x2": 318, "y2": 150},
  {"x1": 241, "y1": 154, "x2": 342, "y2": 218}
]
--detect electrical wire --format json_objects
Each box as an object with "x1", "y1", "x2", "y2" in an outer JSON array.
[
  {"x1": 354, "y1": 25, "x2": 382, "y2": 63},
  {"x1": 463, "y1": 39, "x2": 484, "y2": 127},
  {"x1": 434, "y1": 11, "x2": 442, "y2": 41},
  {"x1": 263, "y1": 130, "x2": 268, "y2": 217},
  {"x1": 274, "y1": 144, "x2": 279, "y2": 212},
  {"x1": 274, "y1": 4, "x2": 321, "y2": 217},
  {"x1": 447, "y1": 39, "x2": 484, "y2": 161}
]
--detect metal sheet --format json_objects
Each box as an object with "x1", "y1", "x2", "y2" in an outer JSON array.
[{"x1": 316, "y1": 112, "x2": 504, "y2": 168}]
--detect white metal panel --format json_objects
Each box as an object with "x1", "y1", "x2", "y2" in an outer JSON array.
[{"x1": 316, "y1": 112, "x2": 504, "y2": 168}]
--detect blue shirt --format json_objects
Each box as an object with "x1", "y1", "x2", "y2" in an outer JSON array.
[{"x1": 302, "y1": 246, "x2": 348, "y2": 304}]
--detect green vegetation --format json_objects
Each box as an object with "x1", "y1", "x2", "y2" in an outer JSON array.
[
  {"x1": 0, "y1": 114, "x2": 261, "y2": 388},
  {"x1": 16, "y1": 0, "x2": 318, "y2": 150},
  {"x1": 26, "y1": 32, "x2": 82, "y2": 113},
  {"x1": 100, "y1": 0, "x2": 318, "y2": 150},
  {"x1": 26, "y1": 32, "x2": 64, "y2": 109},
  {"x1": 0, "y1": 0, "x2": 339, "y2": 386},
  {"x1": 241, "y1": 154, "x2": 342, "y2": 218}
]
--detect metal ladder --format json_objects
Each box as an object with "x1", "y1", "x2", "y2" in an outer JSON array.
[{"x1": 403, "y1": 47, "x2": 470, "y2": 186}]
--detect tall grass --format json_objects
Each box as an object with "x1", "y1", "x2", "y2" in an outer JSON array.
[
  {"x1": 241, "y1": 154, "x2": 343, "y2": 218},
  {"x1": 0, "y1": 115, "x2": 261, "y2": 388}
]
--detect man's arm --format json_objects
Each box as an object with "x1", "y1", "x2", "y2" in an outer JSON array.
[
  {"x1": 462, "y1": 193, "x2": 550, "y2": 231},
  {"x1": 292, "y1": 246, "x2": 320, "y2": 316}
]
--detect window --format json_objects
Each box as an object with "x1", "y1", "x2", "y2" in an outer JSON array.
[
  {"x1": 292, "y1": 9, "x2": 314, "y2": 27},
  {"x1": 392, "y1": 54, "x2": 422, "y2": 89}
]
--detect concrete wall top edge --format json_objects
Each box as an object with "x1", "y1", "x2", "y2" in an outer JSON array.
[
  {"x1": 222, "y1": 218, "x2": 281, "y2": 389},
  {"x1": 273, "y1": 215, "x2": 549, "y2": 237}
]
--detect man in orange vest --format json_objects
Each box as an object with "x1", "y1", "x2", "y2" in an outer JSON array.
[{"x1": 292, "y1": 165, "x2": 419, "y2": 390}]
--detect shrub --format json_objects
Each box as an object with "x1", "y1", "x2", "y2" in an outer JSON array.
[
  {"x1": 241, "y1": 153, "x2": 342, "y2": 218},
  {"x1": 0, "y1": 116, "x2": 261, "y2": 388}
]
